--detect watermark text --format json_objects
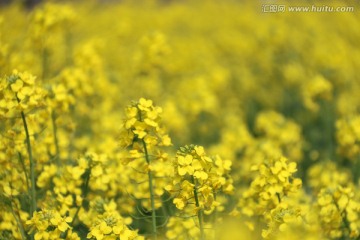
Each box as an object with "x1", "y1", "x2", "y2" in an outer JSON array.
[{"x1": 262, "y1": 4, "x2": 354, "y2": 13}]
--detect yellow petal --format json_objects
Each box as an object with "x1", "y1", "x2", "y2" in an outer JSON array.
[
  {"x1": 100, "y1": 222, "x2": 112, "y2": 234},
  {"x1": 125, "y1": 118, "x2": 136, "y2": 129},
  {"x1": 10, "y1": 79, "x2": 23, "y2": 92},
  {"x1": 178, "y1": 166, "x2": 187, "y2": 176},
  {"x1": 58, "y1": 221, "x2": 69, "y2": 232},
  {"x1": 194, "y1": 171, "x2": 208, "y2": 180},
  {"x1": 194, "y1": 146, "x2": 205, "y2": 156},
  {"x1": 192, "y1": 159, "x2": 202, "y2": 170},
  {"x1": 20, "y1": 86, "x2": 33, "y2": 96},
  {"x1": 113, "y1": 225, "x2": 123, "y2": 234},
  {"x1": 92, "y1": 165, "x2": 103, "y2": 177}
]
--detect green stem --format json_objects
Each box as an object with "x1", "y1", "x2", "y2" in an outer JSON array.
[
  {"x1": 276, "y1": 193, "x2": 281, "y2": 204},
  {"x1": 213, "y1": 191, "x2": 218, "y2": 239},
  {"x1": 9, "y1": 201, "x2": 27, "y2": 240},
  {"x1": 18, "y1": 152, "x2": 30, "y2": 197},
  {"x1": 333, "y1": 196, "x2": 351, "y2": 237},
  {"x1": 142, "y1": 139, "x2": 157, "y2": 240},
  {"x1": 213, "y1": 191, "x2": 218, "y2": 221},
  {"x1": 51, "y1": 111, "x2": 60, "y2": 166},
  {"x1": 72, "y1": 167, "x2": 91, "y2": 225},
  {"x1": 191, "y1": 176, "x2": 205, "y2": 240},
  {"x1": 41, "y1": 46, "x2": 49, "y2": 80},
  {"x1": 62, "y1": 167, "x2": 92, "y2": 239},
  {"x1": 322, "y1": 100, "x2": 335, "y2": 161},
  {"x1": 65, "y1": 29, "x2": 73, "y2": 66},
  {"x1": 20, "y1": 111, "x2": 37, "y2": 216},
  {"x1": 356, "y1": 155, "x2": 360, "y2": 182}
]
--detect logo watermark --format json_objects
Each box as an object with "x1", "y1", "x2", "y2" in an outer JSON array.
[{"x1": 262, "y1": 4, "x2": 355, "y2": 13}]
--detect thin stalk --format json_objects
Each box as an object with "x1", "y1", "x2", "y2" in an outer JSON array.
[
  {"x1": 20, "y1": 111, "x2": 37, "y2": 216},
  {"x1": 325, "y1": 101, "x2": 335, "y2": 161},
  {"x1": 65, "y1": 29, "x2": 73, "y2": 66},
  {"x1": 41, "y1": 46, "x2": 49, "y2": 80},
  {"x1": 18, "y1": 152, "x2": 30, "y2": 197},
  {"x1": 356, "y1": 155, "x2": 360, "y2": 182},
  {"x1": 9, "y1": 202, "x2": 27, "y2": 240},
  {"x1": 142, "y1": 139, "x2": 157, "y2": 240},
  {"x1": 51, "y1": 111, "x2": 60, "y2": 166},
  {"x1": 62, "y1": 167, "x2": 92, "y2": 238},
  {"x1": 213, "y1": 191, "x2": 218, "y2": 240},
  {"x1": 191, "y1": 176, "x2": 205, "y2": 240},
  {"x1": 333, "y1": 196, "x2": 351, "y2": 237},
  {"x1": 71, "y1": 167, "x2": 91, "y2": 226},
  {"x1": 276, "y1": 193, "x2": 281, "y2": 204}
]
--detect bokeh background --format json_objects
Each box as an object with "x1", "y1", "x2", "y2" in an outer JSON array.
[{"x1": 1, "y1": 0, "x2": 360, "y2": 239}]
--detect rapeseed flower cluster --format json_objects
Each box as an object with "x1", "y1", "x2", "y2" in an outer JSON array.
[
  {"x1": 336, "y1": 116, "x2": 360, "y2": 159},
  {"x1": 237, "y1": 156, "x2": 303, "y2": 238},
  {"x1": 168, "y1": 145, "x2": 232, "y2": 214},
  {"x1": 316, "y1": 186, "x2": 360, "y2": 239},
  {"x1": 86, "y1": 200, "x2": 140, "y2": 240},
  {"x1": 165, "y1": 145, "x2": 233, "y2": 239},
  {"x1": 119, "y1": 98, "x2": 171, "y2": 149},
  {"x1": 0, "y1": 70, "x2": 46, "y2": 118},
  {"x1": 26, "y1": 210, "x2": 72, "y2": 239},
  {"x1": 118, "y1": 98, "x2": 172, "y2": 207}
]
